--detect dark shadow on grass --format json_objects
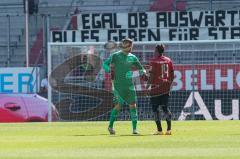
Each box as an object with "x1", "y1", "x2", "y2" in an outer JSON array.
[
  {"x1": 109, "y1": 134, "x2": 153, "y2": 137},
  {"x1": 71, "y1": 134, "x2": 153, "y2": 137},
  {"x1": 72, "y1": 134, "x2": 109, "y2": 136}
]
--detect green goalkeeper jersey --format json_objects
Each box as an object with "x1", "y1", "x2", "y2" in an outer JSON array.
[{"x1": 103, "y1": 50, "x2": 145, "y2": 91}]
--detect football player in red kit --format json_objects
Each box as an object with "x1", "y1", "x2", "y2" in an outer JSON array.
[{"x1": 147, "y1": 44, "x2": 174, "y2": 135}]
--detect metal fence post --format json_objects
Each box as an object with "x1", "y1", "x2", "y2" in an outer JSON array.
[
  {"x1": 25, "y1": 0, "x2": 30, "y2": 67},
  {"x1": 7, "y1": 15, "x2": 11, "y2": 67}
]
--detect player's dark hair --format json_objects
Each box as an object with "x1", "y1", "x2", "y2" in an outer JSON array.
[{"x1": 156, "y1": 44, "x2": 165, "y2": 54}]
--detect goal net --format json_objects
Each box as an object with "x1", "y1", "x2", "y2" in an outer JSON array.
[{"x1": 47, "y1": 40, "x2": 240, "y2": 121}]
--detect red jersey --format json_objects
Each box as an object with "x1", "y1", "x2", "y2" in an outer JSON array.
[{"x1": 149, "y1": 55, "x2": 174, "y2": 96}]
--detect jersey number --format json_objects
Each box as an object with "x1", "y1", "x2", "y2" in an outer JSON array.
[{"x1": 161, "y1": 63, "x2": 169, "y2": 78}]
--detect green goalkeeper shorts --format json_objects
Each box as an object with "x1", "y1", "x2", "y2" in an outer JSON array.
[{"x1": 113, "y1": 86, "x2": 137, "y2": 106}]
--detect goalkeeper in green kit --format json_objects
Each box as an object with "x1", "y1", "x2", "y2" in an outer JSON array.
[{"x1": 103, "y1": 38, "x2": 147, "y2": 135}]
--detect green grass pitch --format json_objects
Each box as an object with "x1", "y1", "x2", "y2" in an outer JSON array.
[{"x1": 0, "y1": 120, "x2": 240, "y2": 159}]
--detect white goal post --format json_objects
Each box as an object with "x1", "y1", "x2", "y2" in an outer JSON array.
[{"x1": 47, "y1": 39, "x2": 240, "y2": 122}]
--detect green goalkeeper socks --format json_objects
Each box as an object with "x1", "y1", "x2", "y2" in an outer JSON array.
[
  {"x1": 109, "y1": 108, "x2": 118, "y2": 128},
  {"x1": 130, "y1": 108, "x2": 138, "y2": 130},
  {"x1": 109, "y1": 107, "x2": 138, "y2": 130}
]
